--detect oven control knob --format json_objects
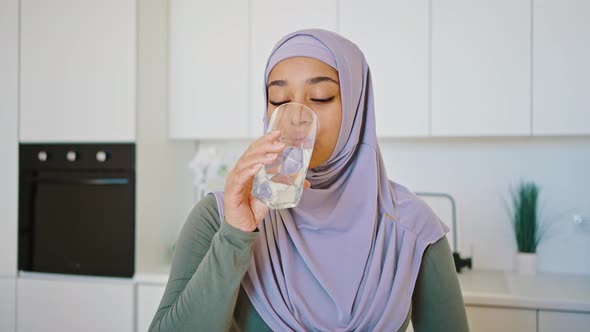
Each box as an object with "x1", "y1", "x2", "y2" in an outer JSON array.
[
  {"x1": 96, "y1": 150, "x2": 108, "y2": 162},
  {"x1": 66, "y1": 151, "x2": 77, "y2": 162},
  {"x1": 37, "y1": 151, "x2": 48, "y2": 162}
]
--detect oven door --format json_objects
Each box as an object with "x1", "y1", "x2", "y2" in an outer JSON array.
[{"x1": 19, "y1": 170, "x2": 135, "y2": 277}]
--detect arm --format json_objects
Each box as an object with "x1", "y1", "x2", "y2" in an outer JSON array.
[
  {"x1": 411, "y1": 236, "x2": 470, "y2": 332},
  {"x1": 148, "y1": 194, "x2": 258, "y2": 332}
]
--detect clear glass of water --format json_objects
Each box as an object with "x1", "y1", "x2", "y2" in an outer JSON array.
[{"x1": 252, "y1": 102, "x2": 317, "y2": 209}]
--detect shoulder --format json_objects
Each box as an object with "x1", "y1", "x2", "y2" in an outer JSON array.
[
  {"x1": 187, "y1": 193, "x2": 221, "y2": 226},
  {"x1": 390, "y1": 181, "x2": 449, "y2": 243},
  {"x1": 177, "y1": 194, "x2": 222, "y2": 246}
]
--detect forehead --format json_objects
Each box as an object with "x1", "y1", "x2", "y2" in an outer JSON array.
[{"x1": 268, "y1": 57, "x2": 338, "y2": 81}]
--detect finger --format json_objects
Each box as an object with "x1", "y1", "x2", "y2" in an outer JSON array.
[
  {"x1": 227, "y1": 163, "x2": 263, "y2": 196},
  {"x1": 303, "y1": 180, "x2": 311, "y2": 190},
  {"x1": 234, "y1": 141, "x2": 285, "y2": 174},
  {"x1": 248, "y1": 130, "x2": 282, "y2": 151}
]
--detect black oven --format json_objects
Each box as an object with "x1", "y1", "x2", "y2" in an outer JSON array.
[{"x1": 18, "y1": 143, "x2": 135, "y2": 278}]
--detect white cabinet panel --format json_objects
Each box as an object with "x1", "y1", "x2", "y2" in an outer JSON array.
[
  {"x1": 432, "y1": 0, "x2": 531, "y2": 136},
  {"x1": 17, "y1": 275, "x2": 134, "y2": 332},
  {"x1": 136, "y1": 284, "x2": 166, "y2": 332},
  {"x1": 538, "y1": 310, "x2": 590, "y2": 332},
  {"x1": 340, "y1": 0, "x2": 429, "y2": 137},
  {"x1": 466, "y1": 306, "x2": 536, "y2": 332},
  {"x1": 0, "y1": 0, "x2": 18, "y2": 277},
  {"x1": 20, "y1": 0, "x2": 136, "y2": 142},
  {"x1": 0, "y1": 277, "x2": 16, "y2": 332},
  {"x1": 169, "y1": 0, "x2": 249, "y2": 139},
  {"x1": 249, "y1": 0, "x2": 338, "y2": 138},
  {"x1": 533, "y1": 0, "x2": 590, "y2": 135}
]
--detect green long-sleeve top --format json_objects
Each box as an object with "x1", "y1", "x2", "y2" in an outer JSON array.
[{"x1": 149, "y1": 194, "x2": 469, "y2": 332}]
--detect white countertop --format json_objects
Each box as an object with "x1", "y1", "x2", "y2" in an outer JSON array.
[
  {"x1": 134, "y1": 265, "x2": 171, "y2": 285},
  {"x1": 458, "y1": 269, "x2": 590, "y2": 312},
  {"x1": 134, "y1": 267, "x2": 590, "y2": 312}
]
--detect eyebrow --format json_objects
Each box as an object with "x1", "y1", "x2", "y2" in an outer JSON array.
[{"x1": 267, "y1": 76, "x2": 339, "y2": 88}]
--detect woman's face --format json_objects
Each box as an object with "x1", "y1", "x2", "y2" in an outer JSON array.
[{"x1": 267, "y1": 57, "x2": 342, "y2": 169}]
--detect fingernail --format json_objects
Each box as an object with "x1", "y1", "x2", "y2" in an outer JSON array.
[
  {"x1": 269, "y1": 130, "x2": 280, "y2": 136},
  {"x1": 266, "y1": 153, "x2": 277, "y2": 160}
]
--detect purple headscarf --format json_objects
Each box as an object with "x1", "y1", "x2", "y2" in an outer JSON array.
[{"x1": 213, "y1": 29, "x2": 448, "y2": 331}]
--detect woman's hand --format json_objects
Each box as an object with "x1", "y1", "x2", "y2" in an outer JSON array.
[{"x1": 224, "y1": 130, "x2": 311, "y2": 232}]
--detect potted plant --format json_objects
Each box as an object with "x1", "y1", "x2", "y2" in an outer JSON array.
[{"x1": 509, "y1": 181, "x2": 542, "y2": 275}]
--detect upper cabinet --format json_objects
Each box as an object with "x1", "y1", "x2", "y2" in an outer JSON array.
[
  {"x1": 340, "y1": 0, "x2": 430, "y2": 137},
  {"x1": 532, "y1": 0, "x2": 590, "y2": 135},
  {"x1": 0, "y1": 0, "x2": 18, "y2": 277},
  {"x1": 169, "y1": 0, "x2": 589, "y2": 139},
  {"x1": 20, "y1": 0, "x2": 136, "y2": 142},
  {"x1": 431, "y1": 0, "x2": 531, "y2": 136},
  {"x1": 169, "y1": 0, "x2": 249, "y2": 139},
  {"x1": 248, "y1": 0, "x2": 339, "y2": 138}
]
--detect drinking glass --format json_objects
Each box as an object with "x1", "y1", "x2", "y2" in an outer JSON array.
[{"x1": 252, "y1": 102, "x2": 317, "y2": 209}]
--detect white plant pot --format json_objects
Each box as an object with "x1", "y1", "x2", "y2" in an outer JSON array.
[{"x1": 516, "y1": 252, "x2": 537, "y2": 275}]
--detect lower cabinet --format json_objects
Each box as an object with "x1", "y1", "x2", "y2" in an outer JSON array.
[
  {"x1": 465, "y1": 306, "x2": 536, "y2": 332},
  {"x1": 0, "y1": 277, "x2": 16, "y2": 332},
  {"x1": 538, "y1": 310, "x2": 590, "y2": 332},
  {"x1": 17, "y1": 274, "x2": 134, "y2": 332},
  {"x1": 136, "y1": 283, "x2": 166, "y2": 332}
]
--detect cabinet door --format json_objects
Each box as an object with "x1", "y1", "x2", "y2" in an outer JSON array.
[
  {"x1": 466, "y1": 306, "x2": 536, "y2": 332},
  {"x1": 248, "y1": 0, "x2": 338, "y2": 138},
  {"x1": 136, "y1": 284, "x2": 166, "y2": 332},
  {"x1": 538, "y1": 310, "x2": 590, "y2": 332},
  {"x1": 431, "y1": 0, "x2": 531, "y2": 136},
  {"x1": 340, "y1": 0, "x2": 429, "y2": 137},
  {"x1": 0, "y1": 277, "x2": 16, "y2": 332},
  {"x1": 20, "y1": 0, "x2": 136, "y2": 142},
  {"x1": 533, "y1": 0, "x2": 590, "y2": 135},
  {"x1": 0, "y1": 0, "x2": 18, "y2": 277},
  {"x1": 17, "y1": 275, "x2": 134, "y2": 332},
  {"x1": 169, "y1": 0, "x2": 249, "y2": 139}
]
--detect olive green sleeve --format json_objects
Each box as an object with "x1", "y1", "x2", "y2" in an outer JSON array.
[
  {"x1": 411, "y1": 236, "x2": 470, "y2": 332},
  {"x1": 148, "y1": 194, "x2": 258, "y2": 332}
]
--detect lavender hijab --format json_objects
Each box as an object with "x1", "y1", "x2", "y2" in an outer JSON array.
[{"x1": 213, "y1": 29, "x2": 448, "y2": 331}]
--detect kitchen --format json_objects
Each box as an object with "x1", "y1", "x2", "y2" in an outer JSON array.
[{"x1": 1, "y1": 0, "x2": 589, "y2": 331}]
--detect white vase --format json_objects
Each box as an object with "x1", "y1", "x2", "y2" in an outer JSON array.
[{"x1": 516, "y1": 252, "x2": 537, "y2": 275}]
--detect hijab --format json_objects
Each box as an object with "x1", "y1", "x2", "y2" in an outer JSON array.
[{"x1": 213, "y1": 29, "x2": 448, "y2": 331}]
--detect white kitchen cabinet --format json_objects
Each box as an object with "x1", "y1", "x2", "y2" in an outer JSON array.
[
  {"x1": 17, "y1": 274, "x2": 134, "y2": 332},
  {"x1": 0, "y1": 277, "x2": 16, "y2": 332},
  {"x1": 532, "y1": 0, "x2": 590, "y2": 135},
  {"x1": 431, "y1": 0, "x2": 531, "y2": 136},
  {"x1": 340, "y1": 0, "x2": 430, "y2": 137},
  {"x1": 465, "y1": 306, "x2": 536, "y2": 332},
  {"x1": 136, "y1": 283, "x2": 166, "y2": 332},
  {"x1": 20, "y1": 0, "x2": 136, "y2": 142},
  {"x1": 0, "y1": 0, "x2": 18, "y2": 277},
  {"x1": 248, "y1": 0, "x2": 339, "y2": 138},
  {"x1": 538, "y1": 310, "x2": 590, "y2": 332},
  {"x1": 169, "y1": 0, "x2": 249, "y2": 139}
]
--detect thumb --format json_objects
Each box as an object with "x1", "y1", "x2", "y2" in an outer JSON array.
[{"x1": 251, "y1": 195, "x2": 269, "y2": 224}]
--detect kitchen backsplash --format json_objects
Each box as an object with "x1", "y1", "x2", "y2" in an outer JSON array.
[{"x1": 190, "y1": 136, "x2": 590, "y2": 275}]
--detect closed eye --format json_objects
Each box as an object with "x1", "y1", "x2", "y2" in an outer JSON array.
[
  {"x1": 269, "y1": 100, "x2": 290, "y2": 106},
  {"x1": 310, "y1": 96, "x2": 335, "y2": 103}
]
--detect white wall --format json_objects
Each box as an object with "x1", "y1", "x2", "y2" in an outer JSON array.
[
  {"x1": 379, "y1": 137, "x2": 590, "y2": 274},
  {"x1": 136, "y1": 0, "x2": 195, "y2": 272}
]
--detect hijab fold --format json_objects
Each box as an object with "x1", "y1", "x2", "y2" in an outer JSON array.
[{"x1": 213, "y1": 29, "x2": 448, "y2": 331}]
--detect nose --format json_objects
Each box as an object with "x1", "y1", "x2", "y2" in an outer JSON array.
[{"x1": 288, "y1": 104, "x2": 313, "y2": 128}]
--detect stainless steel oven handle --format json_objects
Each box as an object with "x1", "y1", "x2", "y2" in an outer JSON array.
[{"x1": 31, "y1": 177, "x2": 130, "y2": 185}]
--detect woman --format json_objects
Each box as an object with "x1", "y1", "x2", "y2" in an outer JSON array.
[{"x1": 150, "y1": 29, "x2": 469, "y2": 331}]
